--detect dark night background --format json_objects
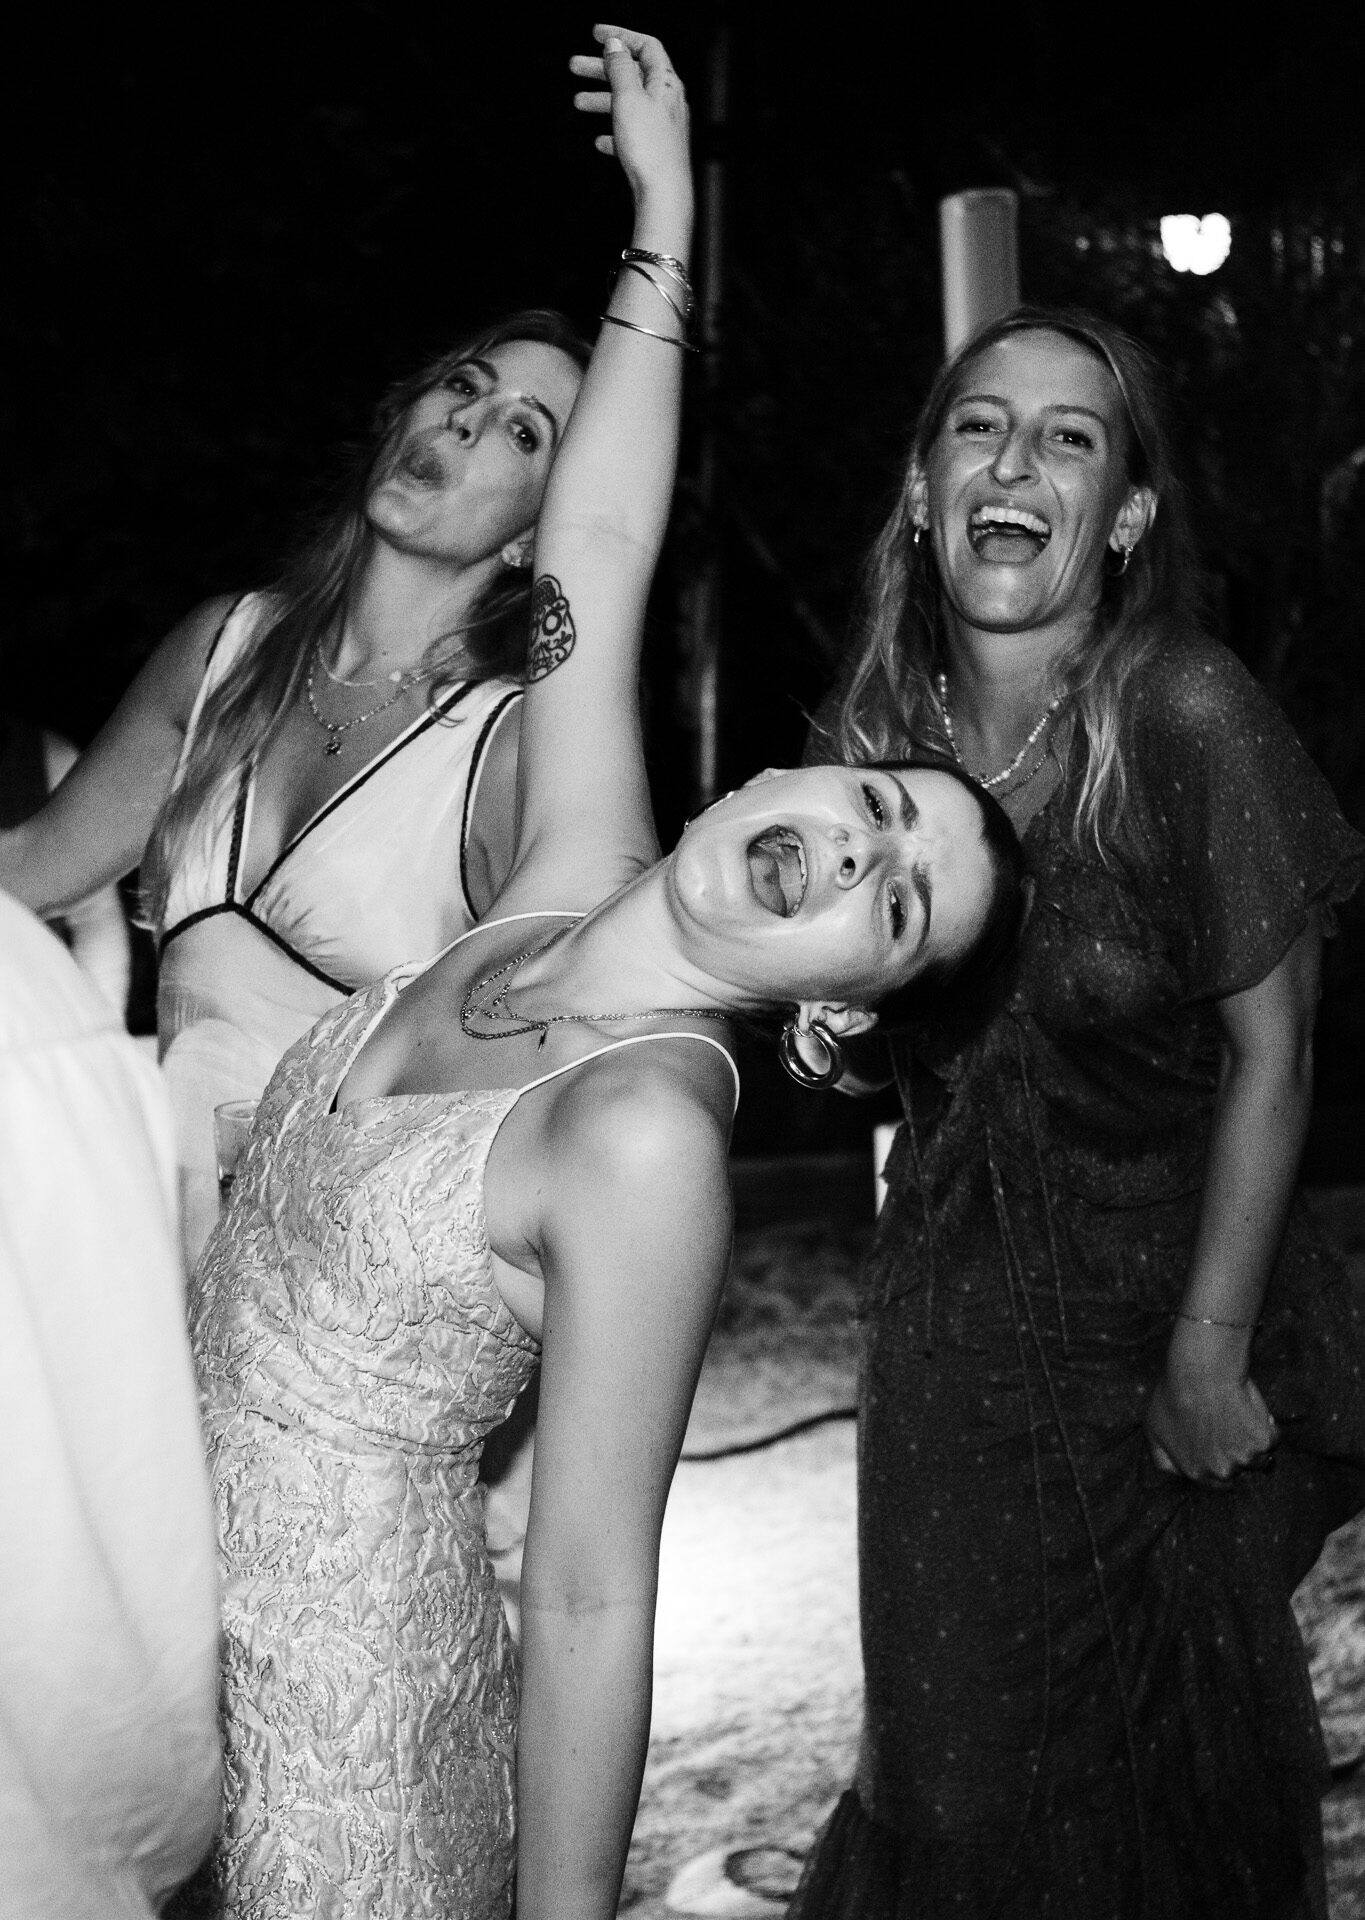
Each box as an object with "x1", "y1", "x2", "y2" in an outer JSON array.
[{"x1": 5, "y1": 3, "x2": 1364, "y2": 1158}]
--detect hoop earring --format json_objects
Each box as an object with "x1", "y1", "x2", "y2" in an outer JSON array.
[{"x1": 778, "y1": 1018, "x2": 845, "y2": 1090}]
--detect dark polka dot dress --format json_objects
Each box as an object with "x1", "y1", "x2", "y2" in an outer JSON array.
[{"x1": 792, "y1": 639, "x2": 1365, "y2": 1920}]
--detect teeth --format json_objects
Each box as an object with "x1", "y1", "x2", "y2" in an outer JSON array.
[
  {"x1": 970, "y1": 505, "x2": 1051, "y2": 537},
  {"x1": 749, "y1": 827, "x2": 807, "y2": 915}
]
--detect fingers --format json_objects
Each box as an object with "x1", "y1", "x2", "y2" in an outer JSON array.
[
  {"x1": 573, "y1": 91, "x2": 613, "y2": 115},
  {"x1": 593, "y1": 22, "x2": 677, "y2": 91}
]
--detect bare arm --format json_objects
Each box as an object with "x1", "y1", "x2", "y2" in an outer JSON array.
[
  {"x1": 516, "y1": 1066, "x2": 733, "y2": 1920},
  {"x1": 0, "y1": 596, "x2": 233, "y2": 914},
  {"x1": 1145, "y1": 920, "x2": 1320, "y2": 1482},
  {"x1": 496, "y1": 28, "x2": 693, "y2": 919}
]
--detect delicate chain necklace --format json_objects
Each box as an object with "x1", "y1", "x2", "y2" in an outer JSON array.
[
  {"x1": 305, "y1": 645, "x2": 425, "y2": 757},
  {"x1": 935, "y1": 671, "x2": 1061, "y2": 793},
  {"x1": 460, "y1": 931, "x2": 733, "y2": 1052}
]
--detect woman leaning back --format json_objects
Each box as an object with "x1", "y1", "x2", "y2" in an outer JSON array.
[
  {"x1": 0, "y1": 308, "x2": 588, "y2": 1260},
  {"x1": 168, "y1": 27, "x2": 1024, "y2": 1920},
  {"x1": 787, "y1": 307, "x2": 1365, "y2": 1919}
]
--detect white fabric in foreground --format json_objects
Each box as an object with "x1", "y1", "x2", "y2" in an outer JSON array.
[{"x1": 0, "y1": 896, "x2": 220, "y2": 1919}]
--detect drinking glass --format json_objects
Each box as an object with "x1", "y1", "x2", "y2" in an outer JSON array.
[{"x1": 213, "y1": 1100, "x2": 258, "y2": 1207}]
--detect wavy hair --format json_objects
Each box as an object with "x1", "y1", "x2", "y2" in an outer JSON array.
[
  {"x1": 810, "y1": 306, "x2": 1203, "y2": 854},
  {"x1": 143, "y1": 308, "x2": 591, "y2": 925}
]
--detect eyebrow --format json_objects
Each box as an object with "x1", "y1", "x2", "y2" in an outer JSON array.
[
  {"x1": 462, "y1": 357, "x2": 563, "y2": 444},
  {"x1": 952, "y1": 391, "x2": 1110, "y2": 430},
  {"x1": 887, "y1": 774, "x2": 933, "y2": 945}
]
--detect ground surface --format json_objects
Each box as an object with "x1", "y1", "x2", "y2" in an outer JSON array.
[{"x1": 490, "y1": 1194, "x2": 1365, "y2": 1917}]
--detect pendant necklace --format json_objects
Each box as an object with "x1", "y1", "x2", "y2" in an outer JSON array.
[
  {"x1": 935, "y1": 672, "x2": 1061, "y2": 793},
  {"x1": 305, "y1": 643, "x2": 425, "y2": 758},
  {"x1": 460, "y1": 930, "x2": 732, "y2": 1052}
]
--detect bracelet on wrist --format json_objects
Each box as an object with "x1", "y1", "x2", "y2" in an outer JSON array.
[
  {"x1": 1174, "y1": 1308, "x2": 1259, "y2": 1331},
  {"x1": 599, "y1": 312, "x2": 699, "y2": 354},
  {"x1": 622, "y1": 246, "x2": 693, "y2": 299},
  {"x1": 621, "y1": 259, "x2": 694, "y2": 330}
]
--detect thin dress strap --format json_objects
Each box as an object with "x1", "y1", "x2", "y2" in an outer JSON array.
[{"x1": 512, "y1": 1031, "x2": 741, "y2": 1116}]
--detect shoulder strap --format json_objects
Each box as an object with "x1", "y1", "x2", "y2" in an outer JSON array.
[{"x1": 512, "y1": 1030, "x2": 740, "y2": 1115}]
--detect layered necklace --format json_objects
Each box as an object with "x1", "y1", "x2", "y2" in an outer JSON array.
[
  {"x1": 305, "y1": 641, "x2": 431, "y2": 758},
  {"x1": 459, "y1": 929, "x2": 732, "y2": 1051},
  {"x1": 935, "y1": 671, "x2": 1061, "y2": 794}
]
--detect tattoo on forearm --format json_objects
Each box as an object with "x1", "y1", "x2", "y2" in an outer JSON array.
[{"x1": 526, "y1": 575, "x2": 577, "y2": 682}]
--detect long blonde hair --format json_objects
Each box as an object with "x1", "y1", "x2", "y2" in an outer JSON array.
[
  {"x1": 142, "y1": 309, "x2": 590, "y2": 925},
  {"x1": 811, "y1": 306, "x2": 1202, "y2": 852}
]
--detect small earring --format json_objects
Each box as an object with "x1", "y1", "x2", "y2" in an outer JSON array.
[
  {"x1": 1113, "y1": 542, "x2": 1133, "y2": 576},
  {"x1": 501, "y1": 543, "x2": 532, "y2": 570},
  {"x1": 778, "y1": 1018, "x2": 845, "y2": 1090},
  {"x1": 912, "y1": 523, "x2": 925, "y2": 548}
]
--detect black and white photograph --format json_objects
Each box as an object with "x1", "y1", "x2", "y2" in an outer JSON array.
[{"x1": 3, "y1": 6, "x2": 1365, "y2": 1915}]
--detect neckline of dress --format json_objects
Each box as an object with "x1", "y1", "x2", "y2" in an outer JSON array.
[{"x1": 234, "y1": 682, "x2": 472, "y2": 906}]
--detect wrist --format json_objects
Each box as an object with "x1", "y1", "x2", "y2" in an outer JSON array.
[
  {"x1": 1166, "y1": 1315, "x2": 1253, "y2": 1380},
  {"x1": 630, "y1": 186, "x2": 694, "y2": 257}
]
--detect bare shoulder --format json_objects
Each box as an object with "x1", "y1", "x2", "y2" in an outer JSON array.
[
  {"x1": 543, "y1": 1036, "x2": 735, "y2": 1200},
  {"x1": 141, "y1": 592, "x2": 245, "y2": 727}
]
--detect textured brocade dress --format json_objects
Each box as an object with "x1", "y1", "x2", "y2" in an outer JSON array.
[
  {"x1": 793, "y1": 640, "x2": 1365, "y2": 1920},
  {"x1": 180, "y1": 965, "x2": 541, "y2": 1919}
]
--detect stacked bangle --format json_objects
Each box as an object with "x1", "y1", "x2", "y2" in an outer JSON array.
[
  {"x1": 600, "y1": 246, "x2": 698, "y2": 354},
  {"x1": 599, "y1": 313, "x2": 699, "y2": 353}
]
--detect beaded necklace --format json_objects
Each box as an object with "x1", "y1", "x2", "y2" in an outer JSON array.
[{"x1": 935, "y1": 672, "x2": 1061, "y2": 793}]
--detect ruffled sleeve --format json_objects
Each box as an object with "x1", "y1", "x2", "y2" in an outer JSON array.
[{"x1": 1134, "y1": 640, "x2": 1365, "y2": 1001}]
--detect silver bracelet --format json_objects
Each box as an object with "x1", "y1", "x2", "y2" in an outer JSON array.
[
  {"x1": 622, "y1": 247, "x2": 693, "y2": 298},
  {"x1": 621, "y1": 259, "x2": 693, "y2": 330},
  {"x1": 599, "y1": 312, "x2": 699, "y2": 354},
  {"x1": 1174, "y1": 1308, "x2": 1259, "y2": 1331}
]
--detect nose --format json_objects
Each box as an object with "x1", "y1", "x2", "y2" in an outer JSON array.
[
  {"x1": 829, "y1": 825, "x2": 874, "y2": 889},
  {"x1": 990, "y1": 425, "x2": 1036, "y2": 486},
  {"x1": 444, "y1": 401, "x2": 484, "y2": 442}
]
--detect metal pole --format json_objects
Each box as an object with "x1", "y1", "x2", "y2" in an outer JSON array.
[
  {"x1": 682, "y1": 21, "x2": 729, "y2": 806},
  {"x1": 939, "y1": 189, "x2": 1020, "y2": 356}
]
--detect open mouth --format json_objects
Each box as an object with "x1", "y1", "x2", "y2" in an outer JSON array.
[
  {"x1": 394, "y1": 435, "x2": 449, "y2": 490},
  {"x1": 968, "y1": 504, "x2": 1052, "y2": 564},
  {"x1": 747, "y1": 827, "x2": 807, "y2": 917}
]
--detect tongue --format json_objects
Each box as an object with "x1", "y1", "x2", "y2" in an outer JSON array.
[
  {"x1": 976, "y1": 526, "x2": 1045, "y2": 565},
  {"x1": 748, "y1": 837, "x2": 802, "y2": 915}
]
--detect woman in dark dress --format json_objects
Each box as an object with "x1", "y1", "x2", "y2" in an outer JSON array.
[{"x1": 790, "y1": 307, "x2": 1365, "y2": 1919}]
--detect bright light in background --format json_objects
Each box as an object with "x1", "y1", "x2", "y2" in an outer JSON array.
[{"x1": 1160, "y1": 213, "x2": 1232, "y2": 275}]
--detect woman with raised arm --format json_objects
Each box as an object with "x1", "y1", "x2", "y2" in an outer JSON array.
[
  {"x1": 175, "y1": 27, "x2": 1024, "y2": 1920},
  {"x1": 0, "y1": 309, "x2": 588, "y2": 1260},
  {"x1": 790, "y1": 311, "x2": 1365, "y2": 1919}
]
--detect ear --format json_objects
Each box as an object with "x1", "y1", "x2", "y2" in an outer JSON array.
[
  {"x1": 907, "y1": 465, "x2": 930, "y2": 535},
  {"x1": 794, "y1": 1001, "x2": 879, "y2": 1042},
  {"x1": 1109, "y1": 485, "x2": 1156, "y2": 555}
]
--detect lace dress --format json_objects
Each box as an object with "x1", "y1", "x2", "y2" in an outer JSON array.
[
  {"x1": 177, "y1": 966, "x2": 540, "y2": 1919},
  {"x1": 793, "y1": 639, "x2": 1365, "y2": 1920}
]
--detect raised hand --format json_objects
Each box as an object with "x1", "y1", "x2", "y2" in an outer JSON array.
[{"x1": 570, "y1": 24, "x2": 691, "y2": 216}]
